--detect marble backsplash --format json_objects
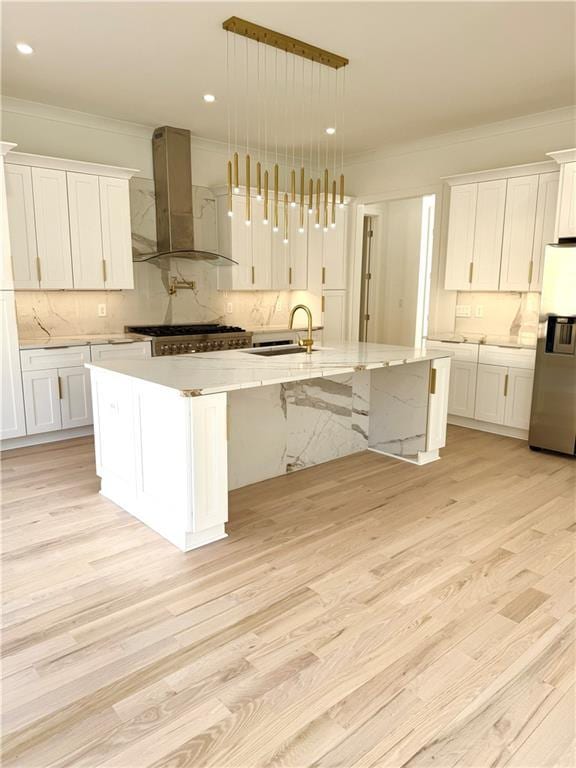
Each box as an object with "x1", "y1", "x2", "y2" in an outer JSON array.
[
  {"x1": 15, "y1": 178, "x2": 296, "y2": 339},
  {"x1": 452, "y1": 291, "x2": 540, "y2": 344}
]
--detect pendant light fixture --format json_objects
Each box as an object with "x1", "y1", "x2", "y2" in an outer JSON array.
[{"x1": 223, "y1": 17, "x2": 349, "y2": 244}]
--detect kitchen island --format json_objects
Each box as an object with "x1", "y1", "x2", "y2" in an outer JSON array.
[{"x1": 87, "y1": 343, "x2": 451, "y2": 550}]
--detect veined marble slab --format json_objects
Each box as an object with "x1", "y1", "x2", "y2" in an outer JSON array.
[{"x1": 86, "y1": 342, "x2": 452, "y2": 396}]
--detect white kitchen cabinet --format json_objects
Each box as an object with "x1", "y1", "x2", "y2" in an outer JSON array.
[
  {"x1": 5, "y1": 164, "x2": 39, "y2": 289},
  {"x1": 271, "y1": 227, "x2": 289, "y2": 290},
  {"x1": 217, "y1": 194, "x2": 253, "y2": 290},
  {"x1": 474, "y1": 363, "x2": 508, "y2": 424},
  {"x1": 0, "y1": 292, "x2": 26, "y2": 439},
  {"x1": 448, "y1": 360, "x2": 477, "y2": 418},
  {"x1": 555, "y1": 160, "x2": 576, "y2": 239},
  {"x1": 470, "y1": 179, "x2": 506, "y2": 291},
  {"x1": 22, "y1": 369, "x2": 62, "y2": 434},
  {"x1": 426, "y1": 356, "x2": 451, "y2": 451},
  {"x1": 322, "y1": 290, "x2": 347, "y2": 343},
  {"x1": 90, "y1": 341, "x2": 151, "y2": 362},
  {"x1": 67, "y1": 172, "x2": 105, "y2": 289},
  {"x1": 289, "y1": 212, "x2": 308, "y2": 289},
  {"x1": 99, "y1": 176, "x2": 133, "y2": 289},
  {"x1": 31, "y1": 167, "x2": 74, "y2": 289},
  {"x1": 251, "y1": 198, "x2": 272, "y2": 290},
  {"x1": 531, "y1": 172, "x2": 559, "y2": 291},
  {"x1": 499, "y1": 175, "x2": 539, "y2": 291},
  {"x1": 323, "y1": 205, "x2": 348, "y2": 289},
  {"x1": 445, "y1": 183, "x2": 477, "y2": 291},
  {"x1": 503, "y1": 368, "x2": 534, "y2": 430},
  {"x1": 59, "y1": 366, "x2": 92, "y2": 429}
]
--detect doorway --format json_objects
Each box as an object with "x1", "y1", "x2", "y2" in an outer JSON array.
[{"x1": 358, "y1": 194, "x2": 435, "y2": 347}]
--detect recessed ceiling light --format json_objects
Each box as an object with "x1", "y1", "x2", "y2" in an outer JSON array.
[
  {"x1": 16, "y1": 42, "x2": 34, "y2": 55},
  {"x1": 203, "y1": 94, "x2": 216, "y2": 103},
  {"x1": 325, "y1": 127, "x2": 336, "y2": 135}
]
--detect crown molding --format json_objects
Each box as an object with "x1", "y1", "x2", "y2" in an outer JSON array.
[{"x1": 345, "y1": 105, "x2": 576, "y2": 167}]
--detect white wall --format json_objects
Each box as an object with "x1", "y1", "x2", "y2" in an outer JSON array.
[{"x1": 345, "y1": 106, "x2": 576, "y2": 334}]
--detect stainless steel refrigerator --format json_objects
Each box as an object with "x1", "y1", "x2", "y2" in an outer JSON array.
[{"x1": 529, "y1": 241, "x2": 576, "y2": 455}]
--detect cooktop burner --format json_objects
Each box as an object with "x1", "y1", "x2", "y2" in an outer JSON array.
[{"x1": 125, "y1": 324, "x2": 246, "y2": 337}]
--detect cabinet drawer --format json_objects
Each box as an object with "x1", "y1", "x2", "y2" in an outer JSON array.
[
  {"x1": 90, "y1": 341, "x2": 151, "y2": 362},
  {"x1": 478, "y1": 345, "x2": 536, "y2": 369},
  {"x1": 425, "y1": 341, "x2": 478, "y2": 363},
  {"x1": 20, "y1": 345, "x2": 91, "y2": 371}
]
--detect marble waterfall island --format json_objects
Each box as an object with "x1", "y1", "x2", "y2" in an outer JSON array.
[{"x1": 87, "y1": 343, "x2": 452, "y2": 551}]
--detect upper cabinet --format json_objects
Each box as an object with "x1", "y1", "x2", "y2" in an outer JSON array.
[
  {"x1": 547, "y1": 149, "x2": 576, "y2": 239},
  {"x1": 444, "y1": 162, "x2": 559, "y2": 292},
  {"x1": 5, "y1": 152, "x2": 137, "y2": 290}
]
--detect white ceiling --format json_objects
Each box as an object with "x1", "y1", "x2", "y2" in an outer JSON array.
[{"x1": 2, "y1": 2, "x2": 575, "y2": 155}]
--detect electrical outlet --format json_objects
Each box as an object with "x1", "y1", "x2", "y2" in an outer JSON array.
[
  {"x1": 455, "y1": 304, "x2": 471, "y2": 318},
  {"x1": 226, "y1": 302, "x2": 233, "y2": 314},
  {"x1": 475, "y1": 305, "x2": 484, "y2": 318},
  {"x1": 97, "y1": 304, "x2": 107, "y2": 317},
  {"x1": 276, "y1": 301, "x2": 283, "y2": 312}
]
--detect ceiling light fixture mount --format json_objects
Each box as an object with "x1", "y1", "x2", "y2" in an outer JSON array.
[
  {"x1": 222, "y1": 16, "x2": 348, "y2": 237},
  {"x1": 16, "y1": 42, "x2": 34, "y2": 55},
  {"x1": 203, "y1": 94, "x2": 216, "y2": 103}
]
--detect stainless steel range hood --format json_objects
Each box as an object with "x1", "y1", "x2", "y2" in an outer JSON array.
[{"x1": 133, "y1": 126, "x2": 237, "y2": 266}]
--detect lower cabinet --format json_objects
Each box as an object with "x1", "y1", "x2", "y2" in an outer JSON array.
[
  {"x1": 22, "y1": 366, "x2": 92, "y2": 434},
  {"x1": 503, "y1": 367, "x2": 534, "y2": 430},
  {"x1": 448, "y1": 360, "x2": 477, "y2": 418},
  {"x1": 474, "y1": 363, "x2": 534, "y2": 430}
]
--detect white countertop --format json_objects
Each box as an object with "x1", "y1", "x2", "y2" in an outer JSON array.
[
  {"x1": 87, "y1": 341, "x2": 452, "y2": 396},
  {"x1": 247, "y1": 325, "x2": 324, "y2": 334},
  {"x1": 426, "y1": 332, "x2": 537, "y2": 350},
  {"x1": 19, "y1": 333, "x2": 152, "y2": 349}
]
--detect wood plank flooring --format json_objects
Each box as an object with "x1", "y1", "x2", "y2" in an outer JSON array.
[{"x1": 1, "y1": 426, "x2": 575, "y2": 767}]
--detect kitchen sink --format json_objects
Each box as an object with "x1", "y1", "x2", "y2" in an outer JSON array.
[{"x1": 245, "y1": 345, "x2": 316, "y2": 357}]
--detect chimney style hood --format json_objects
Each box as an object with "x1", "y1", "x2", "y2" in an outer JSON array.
[{"x1": 133, "y1": 126, "x2": 237, "y2": 266}]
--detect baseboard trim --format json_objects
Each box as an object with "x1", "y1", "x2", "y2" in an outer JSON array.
[
  {"x1": 368, "y1": 447, "x2": 441, "y2": 465},
  {"x1": 448, "y1": 416, "x2": 528, "y2": 440},
  {"x1": 0, "y1": 426, "x2": 94, "y2": 451}
]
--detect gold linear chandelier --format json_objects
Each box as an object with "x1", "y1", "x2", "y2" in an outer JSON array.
[{"x1": 223, "y1": 17, "x2": 349, "y2": 242}]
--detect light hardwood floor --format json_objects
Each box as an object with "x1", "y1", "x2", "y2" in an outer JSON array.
[{"x1": 1, "y1": 426, "x2": 575, "y2": 767}]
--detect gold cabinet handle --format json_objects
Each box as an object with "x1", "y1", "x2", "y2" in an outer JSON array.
[
  {"x1": 528, "y1": 260, "x2": 533, "y2": 285},
  {"x1": 36, "y1": 258, "x2": 42, "y2": 283},
  {"x1": 429, "y1": 366, "x2": 437, "y2": 395},
  {"x1": 468, "y1": 262, "x2": 474, "y2": 284},
  {"x1": 503, "y1": 373, "x2": 509, "y2": 397},
  {"x1": 322, "y1": 266, "x2": 326, "y2": 285},
  {"x1": 321, "y1": 295, "x2": 325, "y2": 312},
  {"x1": 102, "y1": 260, "x2": 107, "y2": 283},
  {"x1": 57, "y1": 375, "x2": 63, "y2": 400},
  {"x1": 289, "y1": 267, "x2": 292, "y2": 284},
  {"x1": 251, "y1": 265, "x2": 255, "y2": 284}
]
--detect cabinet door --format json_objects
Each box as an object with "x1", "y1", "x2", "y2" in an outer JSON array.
[
  {"x1": 289, "y1": 211, "x2": 308, "y2": 289},
  {"x1": 99, "y1": 176, "x2": 133, "y2": 289},
  {"x1": 0, "y1": 292, "x2": 26, "y2": 439},
  {"x1": 323, "y1": 205, "x2": 347, "y2": 289},
  {"x1": 59, "y1": 366, "x2": 92, "y2": 429},
  {"x1": 271, "y1": 227, "x2": 289, "y2": 290},
  {"x1": 252, "y1": 198, "x2": 272, "y2": 290},
  {"x1": 31, "y1": 167, "x2": 73, "y2": 289},
  {"x1": 445, "y1": 183, "x2": 477, "y2": 290},
  {"x1": 5, "y1": 164, "x2": 39, "y2": 289},
  {"x1": 22, "y1": 369, "x2": 62, "y2": 434},
  {"x1": 471, "y1": 179, "x2": 506, "y2": 291},
  {"x1": 504, "y1": 368, "x2": 534, "y2": 430},
  {"x1": 90, "y1": 341, "x2": 151, "y2": 362},
  {"x1": 426, "y1": 356, "x2": 451, "y2": 451},
  {"x1": 231, "y1": 194, "x2": 253, "y2": 289},
  {"x1": 531, "y1": 172, "x2": 559, "y2": 291},
  {"x1": 307, "y1": 215, "x2": 324, "y2": 295},
  {"x1": 447, "y1": 360, "x2": 477, "y2": 418},
  {"x1": 556, "y1": 161, "x2": 576, "y2": 239},
  {"x1": 499, "y1": 175, "x2": 539, "y2": 291},
  {"x1": 322, "y1": 290, "x2": 347, "y2": 343},
  {"x1": 68, "y1": 172, "x2": 104, "y2": 289},
  {"x1": 474, "y1": 363, "x2": 507, "y2": 424}
]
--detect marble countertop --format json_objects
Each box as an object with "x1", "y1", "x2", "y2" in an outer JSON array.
[
  {"x1": 87, "y1": 341, "x2": 452, "y2": 396},
  {"x1": 425, "y1": 332, "x2": 537, "y2": 350},
  {"x1": 248, "y1": 325, "x2": 324, "y2": 334},
  {"x1": 19, "y1": 333, "x2": 152, "y2": 349}
]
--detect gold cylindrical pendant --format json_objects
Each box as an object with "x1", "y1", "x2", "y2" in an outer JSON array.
[
  {"x1": 299, "y1": 167, "x2": 305, "y2": 230},
  {"x1": 291, "y1": 170, "x2": 296, "y2": 206},
  {"x1": 256, "y1": 161, "x2": 262, "y2": 199},
  {"x1": 331, "y1": 179, "x2": 336, "y2": 225},
  {"x1": 233, "y1": 152, "x2": 239, "y2": 191},
  {"x1": 308, "y1": 178, "x2": 314, "y2": 212},
  {"x1": 315, "y1": 178, "x2": 321, "y2": 227},
  {"x1": 245, "y1": 154, "x2": 251, "y2": 223},
  {"x1": 273, "y1": 163, "x2": 279, "y2": 230},
  {"x1": 264, "y1": 170, "x2": 269, "y2": 222},
  {"x1": 339, "y1": 173, "x2": 345, "y2": 207},
  {"x1": 284, "y1": 193, "x2": 289, "y2": 242},
  {"x1": 323, "y1": 169, "x2": 329, "y2": 229},
  {"x1": 227, "y1": 160, "x2": 233, "y2": 215}
]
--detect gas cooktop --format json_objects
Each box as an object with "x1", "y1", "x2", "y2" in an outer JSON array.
[
  {"x1": 125, "y1": 324, "x2": 246, "y2": 337},
  {"x1": 125, "y1": 324, "x2": 252, "y2": 356}
]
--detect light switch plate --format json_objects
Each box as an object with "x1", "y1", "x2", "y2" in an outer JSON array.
[
  {"x1": 226, "y1": 302, "x2": 233, "y2": 314},
  {"x1": 475, "y1": 305, "x2": 484, "y2": 318},
  {"x1": 97, "y1": 304, "x2": 107, "y2": 317},
  {"x1": 455, "y1": 304, "x2": 471, "y2": 318}
]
